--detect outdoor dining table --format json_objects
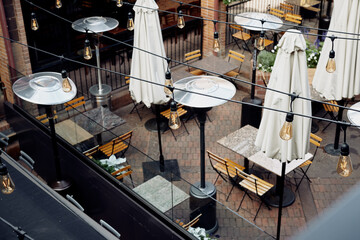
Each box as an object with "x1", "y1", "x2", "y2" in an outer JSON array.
[
  {"x1": 347, "y1": 102, "x2": 360, "y2": 129},
  {"x1": 217, "y1": 124, "x2": 313, "y2": 207},
  {"x1": 72, "y1": 106, "x2": 126, "y2": 143},
  {"x1": 190, "y1": 55, "x2": 237, "y2": 76},
  {"x1": 55, "y1": 119, "x2": 93, "y2": 145}
]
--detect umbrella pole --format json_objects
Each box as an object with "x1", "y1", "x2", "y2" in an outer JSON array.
[
  {"x1": 325, "y1": 100, "x2": 345, "y2": 156},
  {"x1": 45, "y1": 106, "x2": 71, "y2": 193},
  {"x1": 155, "y1": 105, "x2": 165, "y2": 172},
  {"x1": 276, "y1": 162, "x2": 286, "y2": 240}
]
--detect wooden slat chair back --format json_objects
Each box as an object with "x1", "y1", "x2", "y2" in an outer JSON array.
[
  {"x1": 285, "y1": 13, "x2": 303, "y2": 25},
  {"x1": 225, "y1": 50, "x2": 245, "y2": 79},
  {"x1": 229, "y1": 24, "x2": 251, "y2": 52},
  {"x1": 280, "y1": 3, "x2": 294, "y2": 13},
  {"x1": 160, "y1": 104, "x2": 189, "y2": 141},
  {"x1": 294, "y1": 133, "x2": 323, "y2": 191},
  {"x1": 99, "y1": 130, "x2": 133, "y2": 158},
  {"x1": 64, "y1": 96, "x2": 86, "y2": 117},
  {"x1": 83, "y1": 145, "x2": 100, "y2": 159},
  {"x1": 184, "y1": 50, "x2": 205, "y2": 76},
  {"x1": 269, "y1": 8, "x2": 285, "y2": 18},
  {"x1": 235, "y1": 167, "x2": 274, "y2": 221},
  {"x1": 182, "y1": 214, "x2": 202, "y2": 230},
  {"x1": 36, "y1": 110, "x2": 58, "y2": 124},
  {"x1": 111, "y1": 165, "x2": 134, "y2": 187},
  {"x1": 320, "y1": 100, "x2": 339, "y2": 132}
]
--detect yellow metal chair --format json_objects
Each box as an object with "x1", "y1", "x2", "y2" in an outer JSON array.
[
  {"x1": 36, "y1": 110, "x2": 58, "y2": 124},
  {"x1": 229, "y1": 24, "x2": 251, "y2": 52},
  {"x1": 320, "y1": 100, "x2": 339, "y2": 132},
  {"x1": 184, "y1": 50, "x2": 205, "y2": 75}
]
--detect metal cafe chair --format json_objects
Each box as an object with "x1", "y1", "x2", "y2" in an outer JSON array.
[
  {"x1": 229, "y1": 24, "x2": 251, "y2": 52},
  {"x1": 319, "y1": 100, "x2": 339, "y2": 132},
  {"x1": 64, "y1": 96, "x2": 86, "y2": 118},
  {"x1": 184, "y1": 50, "x2": 205, "y2": 76},
  {"x1": 293, "y1": 133, "x2": 323, "y2": 191},
  {"x1": 111, "y1": 165, "x2": 135, "y2": 188},
  {"x1": 225, "y1": 50, "x2": 245, "y2": 79},
  {"x1": 36, "y1": 110, "x2": 58, "y2": 125}
]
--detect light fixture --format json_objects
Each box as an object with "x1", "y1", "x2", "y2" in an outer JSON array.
[
  {"x1": 0, "y1": 162, "x2": 15, "y2": 195},
  {"x1": 255, "y1": 20, "x2": 266, "y2": 51},
  {"x1": 127, "y1": 12, "x2": 134, "y2": 31},
  {"x1": 164, "y1": 70, "x2": 173, "y2": 97},
  {"x1": 326, "y1": 35, "x2": 336, "y2": 73},
  {"x1": 336, "y1": 123, "x2": 353, "y2": 177},
  {"x1": 213, "y1": 21, "x2": 220, "y2": 52},
  {"x1": 280, "y1": 93, "x2": 296, "y2": 141},
  {"x1": 31, "y1": 13, "x2": 39, "y2": 31},
  {"x1": 61, "y1": 70, "x2": 72, "y2": 92},
  {"x1": 169, "y1": 101, "x2": 181, "y2": 130},
  {"x1": 279, "y1": 113, "x2": 294, "y2": 141},
  {"x1": 116, "y1": 0, "x2": 123, "y2": 7},
  {"x1": 83, "y1": 31, "x2": 92, "y2": 60},
  {"x1": 177, "y1": 10, "x2": 185, "y2": 29},
  {"x1": 55, "y1": 0, "x2": 62, "y2": 9}
]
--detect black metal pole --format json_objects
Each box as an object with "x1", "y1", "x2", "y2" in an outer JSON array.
[
  {"x1": 197, "y1": 108, "x2": 207, "y2": 188},
  {"x1": 326, "y1": 0, "x2": 332, "y2": 17},
  {"x1": 333, "y1": 100, "x2": 345, "y2": 150},
  {"x1": 276, "y1": 162, "x2": 286, "y2": 240},
  {"x1": 45, "y1": 105, "x2": 62, "y2": 181},
  {"x1": 155, "y1": 105, "x2": 165, "y2": 172},
  {"x1": 251, "y1": 48, "x2": 258, "y2": 100}
]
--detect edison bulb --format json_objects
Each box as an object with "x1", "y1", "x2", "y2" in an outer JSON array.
[
  {"x1": 127, "y1": 13, "x2": 134, "y2": 31},
  {"x1": 326, "y1": 50, "x2": 336, "y2": 73},
  {"x1": 169, "y1": 101, "x2": 181, "y2": 130},
  {"x1": 55, "y1": 0, "x2": 62, "y2": 9},
  {"x1": 177, "y1": 11, "x2": 185, "y2": 29},
  {"x1": 256, "y1": 32, "x2": 265, "y2": 51},
  {"x1": 213, "y1": 32, "x2": 220, "y2": 52},
  {"x1": 164, "y1": 71, "x2": 173, "y2": 97},
  {"x1": 31, "y1": 13, "x2": 39, "y2": 31},
  {"x1": 83, "y1": 39, "x2": 92, "y2": 60},
  {"x1": 336, "y1": 143, "x2": 353, "y2": 177},
  {"x1": 279, "y1": 113, "x2": 294, "y2": 141},
  {"x1": 116, "y1": 0, "x2": 123, "y2": 7},
  {"x1": 61, "y1": 70, "x2": 72, "y2": 92},
  {"x1": 0, "y1": 163, "x2": 15, "y2": 194}
]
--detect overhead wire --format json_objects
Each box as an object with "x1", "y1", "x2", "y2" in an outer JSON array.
[{"x1": 1, "y1": 34, "x2": 360, "y2": 130}]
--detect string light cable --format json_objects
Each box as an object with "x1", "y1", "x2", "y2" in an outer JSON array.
[{"x1": 1, "y1": 34, "x2": 360, "y2": 131}]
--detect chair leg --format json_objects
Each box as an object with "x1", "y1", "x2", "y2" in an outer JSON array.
[
  {"x1": 253, "y1": 201, "x2": 264, "y2": 221},
  {"x1": 182, "y1": 120, "x2": 189, "y2": 135},
  {"x1": 214, "y1": 174, "x2": 220, "y2": 185},
  {"x1": 226, "y1": 183, "x2": 236, "y2": 201},
  {"x1": 295, "y1": 166, "x2": 311, "y2": 192},
  {"x1": 129, "y1": 174, "x2": 135, "y2": 188}
]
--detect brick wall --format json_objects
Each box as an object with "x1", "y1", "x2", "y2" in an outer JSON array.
[{"x1": 0, "y1": 0, "x2": 32, "y2": 104}]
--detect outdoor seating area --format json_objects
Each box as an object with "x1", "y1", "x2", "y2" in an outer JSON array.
[{"x1": 2, "y1": 0, "x2": 360, "y2": 239}]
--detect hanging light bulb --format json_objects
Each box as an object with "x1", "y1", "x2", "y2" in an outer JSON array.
[
  {"x1": 83, "y1": 38, "x2": 92, "y2": 60},
  {"x1": 55, "y1": 0, "x2": 62, "y2": 9},
  {"x1": 116, "y1": 0, "x2": 123, "y2": 7},
  {"x1": 61, "y1": 70, "x2": 72, "y2": 92},
  {"x1": 31, "y1": 13, "x2": 39, "y2": 31},
  {"x1": 279, "y1": 113, "x2": 294, "y2": 141},
  {"x1": 255, "y1": 31, "x2": 266, "y2": 51},
  {"x1": 326, "y1": 36, "x2": 336, "y2": 73},
  {"x1": 169, "y1": 101, "x2": 181, "y2": 130},
  {"x1": 336, "y1": 143, "x2": 353, "y2": 177},
  {"x1": 0, "y1": 163, "x2": 15, "y2": 194},
  {"x1": 164, "y1": 70, "x2": 173, "y2": 97},
  {"x1": 177, "y1": 10, "x2": 185, "y2": 29},
  {"x1": 213, "y1": 32, "x2": 220, "y2": 53},
  {"x1": 127, "y1": 12, "x2": 134, "y2": 31}
]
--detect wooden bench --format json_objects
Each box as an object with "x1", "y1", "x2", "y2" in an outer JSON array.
[{"x1": 99, "y1": 130, "x2": 133, "y2": 158}]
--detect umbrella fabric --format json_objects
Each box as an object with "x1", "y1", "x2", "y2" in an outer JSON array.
[
  {"x1": 255, "y1": 30, "x2": 311, "y2": 162},
  {"x1": 129, "y1": 0, "x2": 169, "y2": 107},
  {"x1": 312, "y1": 0, "x2": 360, "y2": 100}
]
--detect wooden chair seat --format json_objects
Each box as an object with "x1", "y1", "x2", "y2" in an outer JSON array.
[
  {"x1": 299, "y1": 160, "x2": 312, "y2": 168},
  {"x1": 239, "y1": 174, "x2": 274, "y2": 196},
  {"x1": 232, "y1": 30, "x2": 251, "y2": 41},
  {"x1": 225, "y1": 50, "x2": 245, "y2": 84},
  {"x1": 111, "y1": 165, "x2": 134, "y2": 187},
  {"x1": 213, "y1": 160, "x2": 245, "y2": 178},
  {"x1": 185, "y1": 50, "x2": 205, "y2": 75},
  {"x1": 98, "y1": 130, "x2": 133, "y2": 157}
]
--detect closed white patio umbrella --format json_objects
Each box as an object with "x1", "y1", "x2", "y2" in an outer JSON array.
[
  {"x1": 255, "y1": 30, "x2": 312, "y2": 162},
  {"x1": 129, "y1": 0, "x2": 169, "y2": 107},
  {"x1": 312, "y1": 0, "x2": 360, "y2": 101},
  {"x1": 129, "y1": 0, "x2": 170, "y2": 171}
]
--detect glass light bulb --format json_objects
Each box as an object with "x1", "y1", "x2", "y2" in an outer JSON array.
[
  {"x1": 61, "y1": 70, "x2": 72, "y2": 92},
  {"x1": 31, "y1": 13, "x2": 39, "y2": 31},
  {"x1": 177, "y1": 14, "x2": 185, "y2": 29},
  {"x1": 127, "y1": 13, "x2": 134, "y2": 31},
  {"x1": 0, "y1": 163, "x2": 15, "y2": 194},
  {"x1": 280, "y1": 121, "x2": 293, "y2": 141},
  {"x1": 336, "y1": 155, "x2": 353, "y2": 177},
  {"x1": 169, "y1": 102, "x2": 181, "y2": 130},
  {"x1": 256, "y1": 37, "x2": 265, "y2": 51},
  {"x1": 213, "y1": 38, "x2": 220, "y2": 52},
  {"x1": 116, "y1": 0, "x2": 123, "y2": 7},
  {"x1": 326, "y1": 58, "x2": 336, "y2": 73},
  {"x1": 55, "y1": 0, "x2": 62, "y2": 9},
  {"x1": 83, "y1": 39, "x2": 92, "y2": 60}
]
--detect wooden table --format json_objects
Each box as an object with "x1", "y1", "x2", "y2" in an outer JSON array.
[
  {"x1": 190, "y1": 55, "x2": 237, "y2": 76},
  {"x1": 55, "y1": 119, "x2": 93, "y2": 145}
]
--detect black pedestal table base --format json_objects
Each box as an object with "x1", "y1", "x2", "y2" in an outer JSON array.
[
  {"x1": 325, "y1": 143, "x2": 341, "y2": 156},
  {"x1": 50, "y1": 179, "x2": 72, "y2": 195},
  {"x1": 263, "y1": 186, "x2": 295, "y2": 208},
  {"x1": 145, "y1": 118, "x2": 168, "y2": 132}
]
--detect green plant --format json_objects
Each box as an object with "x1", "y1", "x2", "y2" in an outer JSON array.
[
  {"x1": 222, "y1": 0, "x2": 243, "y2": 5},
  {"x1": 305, "y1": 39, "x2": 323, "y2": 68},
  {"x1": 257, "y1": 48, "x2": 277, "y2": 72},
  {"x1": 92, "y1": 158, "x2": 116, "y2": 174}
]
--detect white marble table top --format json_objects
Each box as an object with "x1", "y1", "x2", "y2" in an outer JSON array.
[
  {"x1": 217, "y1": 124, "x2": 260, "y2": 159},
  {"x1": 347, "y1": 102, "x2": 360, "y2": 129},
  {"x1": 248, "y1": 151, "x2": 313, "y2": 176},
  {"x1": 55, "y1": 119, "x2": 93, "y2": 145}
]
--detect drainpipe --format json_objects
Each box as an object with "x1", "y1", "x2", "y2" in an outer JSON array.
[{"x1": 0, "y1": 0, "x2": 16, "y2": 80}]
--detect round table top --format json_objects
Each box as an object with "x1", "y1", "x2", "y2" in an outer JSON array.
[
  {"x1": 347, "y1": 102, "x2": 360, "y2": 129},
  {"x1": 12, "y1": 72, "x2": 77, "y2": 105},
  {"x1": 234, "y1": 12, "x2": 283, "y2": 31},
  {"x1": 72, "y1": 16, "x2": 119, "y2": 33},
  {"x1": 173, "y1": 76, "x2": 236, "y2": 108}
]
